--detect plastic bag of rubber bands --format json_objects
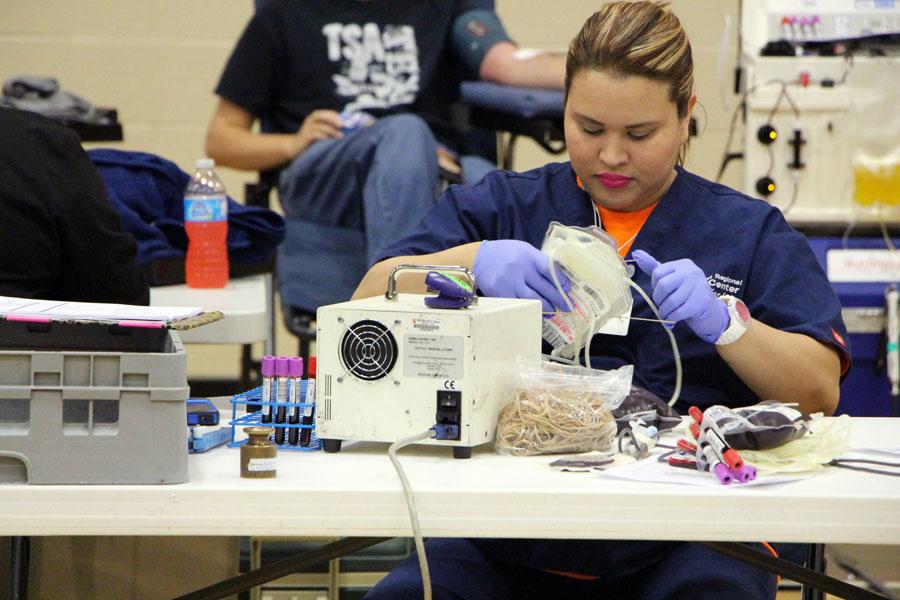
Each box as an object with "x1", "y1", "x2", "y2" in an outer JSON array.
[{"x1": 494, "y1": 358, "x2": 632, "y2": 456}]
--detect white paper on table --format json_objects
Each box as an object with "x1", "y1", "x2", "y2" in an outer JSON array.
[
  {"x1": 597, "y1": 454, "x2": 816, "y2": 488},
  {"x1": 0, "y1": 295, "x2": 201, "y2": 322}
]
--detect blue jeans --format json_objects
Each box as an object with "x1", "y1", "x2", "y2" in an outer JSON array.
[
  {"x1": 279, "y1": 113, "x2": 493, "y2": 266},
  {"x1": 365, "y1": 538, "x2": 805, "y2": 600}
]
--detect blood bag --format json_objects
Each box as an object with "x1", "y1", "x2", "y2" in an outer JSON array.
[{"x1": 540, "y1": 222, "x2": 634, "y2": 359}]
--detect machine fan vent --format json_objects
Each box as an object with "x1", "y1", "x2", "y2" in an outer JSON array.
[{"x1": 339, "y1": 319, "x2": 398, "y2": 381}]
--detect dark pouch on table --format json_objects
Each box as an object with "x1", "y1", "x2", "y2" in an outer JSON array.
[{"x1": 612, "y1": 385, "x2": 682, "y2": 432}]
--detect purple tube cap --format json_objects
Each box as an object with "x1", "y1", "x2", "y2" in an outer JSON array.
[
  {"x1": 731, "y1": 464, "x2": 757, "y2": 483},
  {"x1": 275, "y1": 356, "x2": 290, "y2": 377},
  {"x1": 261, "y1": 355, "x2": 276, "y2": 377},
  {"x1": 289, "y1": 356, "x2": 304, "y2": 378},
  {"x1": 713, "y1": 462, "x2": 733, "y2": 485}
]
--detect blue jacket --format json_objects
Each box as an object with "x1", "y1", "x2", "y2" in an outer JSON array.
[
  {"x1": 88, "y1": 149, "x2": 285, "y2": 266},
  {"x1": 378, "y1": 162, "x2": 851, "y2": 412}
]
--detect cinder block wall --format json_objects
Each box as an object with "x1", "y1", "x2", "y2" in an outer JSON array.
[
  {"x1": 496, "y1": 0, "x2": 743, "y2": 190},
  {"x1": 1, "y1": 1, "x2": 743, "y2": 378}
]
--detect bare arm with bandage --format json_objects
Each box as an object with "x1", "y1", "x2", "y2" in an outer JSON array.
[
  {"x1": 452, "y1": 9, "x2": 565, "y2": 90},
  {"x1": 479, "y1": 43, "x2": 566, "y2": 89}
]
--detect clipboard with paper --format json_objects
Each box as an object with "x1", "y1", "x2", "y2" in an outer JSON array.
[{"x1": 0, "y1": 295, "x2": 223, "y2": 352}]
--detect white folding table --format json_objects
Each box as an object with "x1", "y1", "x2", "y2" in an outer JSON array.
[{"x1": 2, "y1": 417, "x2": 898, "y2": 599}]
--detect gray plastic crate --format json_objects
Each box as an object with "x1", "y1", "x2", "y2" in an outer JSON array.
[{"x1": 0, "y1": 331, "x2": 189, "y2": 484}]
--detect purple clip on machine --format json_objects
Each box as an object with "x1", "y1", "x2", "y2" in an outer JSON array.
[{"x1": 424, "y1": 271, "x2": 476, "y2": 309}]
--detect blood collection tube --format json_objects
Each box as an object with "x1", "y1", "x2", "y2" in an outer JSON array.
[
  {"x1": 701, "y1": 426, "x2": 744, "y2": 470},
  {"x1": 730, "y1": 463, "x2": 757, "y2": 483},
  {"x1": 273, "y1": 357, "x2": 290, "y2": 444},
  {"x1": 260, "y1": 355, "x2": 275, "y2": 422},
  {"x1": 667, "y1": 455, "x2": 700, "y2": 471},
  {"x1": 700, "y1": 443, "x2": 732, "y2": 485},
  {"x1": 299, "y1": 356, "x2": 317, "y2": 447},
  {"x1": 688, "y1": 406, "x2": 704, "y2": 425},
  {"x1": 689, "y1": 421, "x2": 700, "y2": 439},
  {"x1": 287, "y1": 357, "x2": 304, "y2": 446},
  {"x1": 677, "y1": 438, "x2": 697, "y2": 455}
]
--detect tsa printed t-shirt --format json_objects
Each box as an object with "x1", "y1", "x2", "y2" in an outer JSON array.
[
  {"x1": 215, "y1": 0, "x2": 500, "y2": 139},
  {"x1": 321, "y1": 21, "x2": 421, "y2": 113}
]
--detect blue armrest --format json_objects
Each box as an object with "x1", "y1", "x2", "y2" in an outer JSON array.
[{"x1": 460, "y1": 81, "x2": 564, "y2": 120}]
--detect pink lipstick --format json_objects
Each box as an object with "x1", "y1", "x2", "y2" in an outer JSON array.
[{"x1": 597, "y1": 173, "x2": 632, "y2": 189}]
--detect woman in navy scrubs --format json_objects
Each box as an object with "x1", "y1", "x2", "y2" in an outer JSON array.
[{"x1": 357, "y1": 2, "x2": 849, "y2": 598}]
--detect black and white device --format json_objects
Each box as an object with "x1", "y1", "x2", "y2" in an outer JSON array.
[
  {"x1": 738, "y1": 0, "x2": 900, "y2": 227},
  {"x1": 315, "y1": 266, "x2": 542, "y2": 458}
]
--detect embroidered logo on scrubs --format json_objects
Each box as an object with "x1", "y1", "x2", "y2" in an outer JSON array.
[
  {"x1": 322, "y1": 22, "x2": 420, "y2": 112},
  {"x1": 831, "y1": 328, "x2": 847, "y2": 348},
  {"x1": 707, "y1": 273, "x2": 744, "y2": 295}
]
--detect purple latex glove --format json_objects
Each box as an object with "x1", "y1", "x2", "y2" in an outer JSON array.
[
  {"x1": 473, "y1": 240, "x2": 571, "y2": 314},
  {"x1": 632, "y1": 250, "x2": 728, "y2": 343}
]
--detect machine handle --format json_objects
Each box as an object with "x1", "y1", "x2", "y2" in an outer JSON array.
[{"x1": 385, "y1": 264, "x2": 477, "y2": 302}]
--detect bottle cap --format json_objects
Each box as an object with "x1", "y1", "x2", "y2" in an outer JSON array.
[
  {"x1": 261, "y1": 355, "x2": 276, "y2": 377},
  {"x1": 308, "y1": 356, "x2": 317, "y2": 378},
  {"x1": 243, "y1": 426, "x2": 274, "y2": 439},
  {"x1": 275, "y1": 356, "x2": 290, "y2": 377},
  {"x1": 289, "y1": 357, "x2": 304, "y2": 378},
  {"x1": 196, "y1": 158, "x2": 215, "y2": 169}
]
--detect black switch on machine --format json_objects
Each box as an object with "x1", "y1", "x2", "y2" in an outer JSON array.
[{"x1": 436, "y1": 390, "x2": 462, "y2": 432}]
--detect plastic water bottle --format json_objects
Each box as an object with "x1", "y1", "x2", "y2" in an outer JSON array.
[{"x1": 184, "y1": 158, "x2": 229, "y2": 288}]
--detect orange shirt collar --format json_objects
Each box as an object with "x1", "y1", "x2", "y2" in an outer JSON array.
[{"x1": 575, "y1": 175, "x2": 657, "y2": 256}]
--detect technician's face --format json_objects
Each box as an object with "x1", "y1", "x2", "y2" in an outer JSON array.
[{"x1": 564, "y1": 69, "x2": 694, "y2": 212}]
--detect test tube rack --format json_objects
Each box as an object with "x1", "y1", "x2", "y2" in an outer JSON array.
[{"x1": 229, "y1": 385, "x2": 320, "y2": 451}]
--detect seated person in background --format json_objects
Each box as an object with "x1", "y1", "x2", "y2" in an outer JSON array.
[
  {"x1": 356, "y1": 3, "x2": 850, "y2": 599},
  {"x1": 205, "y1": 0, "x2": 565, "y2": 265},
  {"x1": 0, "y1": 107, "x2": 149, "y2": 305}
]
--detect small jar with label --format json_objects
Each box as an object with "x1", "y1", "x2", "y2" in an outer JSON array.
[{"x1": 241, "y1": 426, "x2": 277, "y2": 478}]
